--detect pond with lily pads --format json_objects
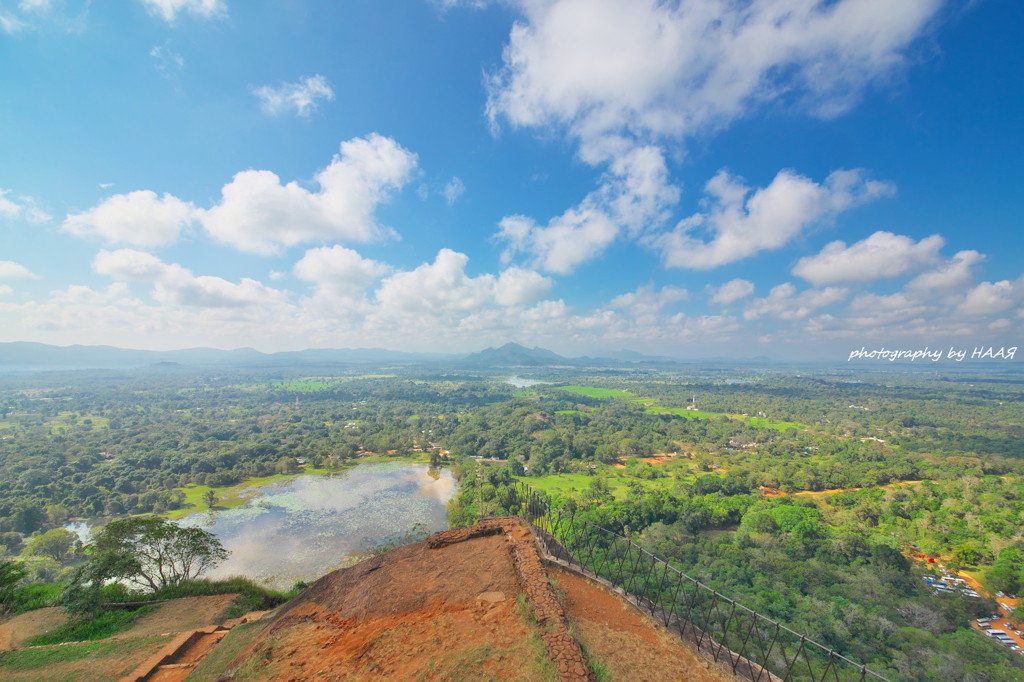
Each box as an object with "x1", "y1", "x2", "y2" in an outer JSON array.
[{"x1": 176, "y1": 461, "x2": 457, "y2": 590}]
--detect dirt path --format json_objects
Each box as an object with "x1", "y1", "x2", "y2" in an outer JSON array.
[
  {"x1": 120, "y1": 594, "x2": 238, "y2": 638},
  {"x1": 0, "y1": 607, "x2": 67, "y2": 650}
]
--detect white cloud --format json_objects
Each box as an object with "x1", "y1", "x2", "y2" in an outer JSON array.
[
  {"x1": 607, "y1": 284, "x2": 688, "y2": 314},
  {"x1": 19, "y1": 0, "x2": 51, "y2": 12},
  {"x1": 0, "y1": 261, "x2": 39, "y2": 280},
  {"x1": 150, "y1": 45, "x2": 185, "y2": 78},
  {"x1": 93, "y1": 248, "x2": 286, "y2": 309},
  {"x1": 958, "y1": 279, "x2": 1023, "y2": 317},
  {"x1": 494, "y1": 267, "x2": 552, "y2": 306},
  {"x1": 433, "y1": 0, "x2": 488, "y2": 10},
  {"x1": 138, "y1": 0, "x2": 226, "y2": 22},
  {"x1": 496, "y1": 144, "x2": 679, "y2": 273},
  {"x1": 487, "y1": 0, "x2": 942, "y2": 152},
  {"x1": 907, "y1": 250, "x2": 985, "y2": 292},
  {"x1": 650, "y1": 168, "x2": 894, "y2": 270},
  {"x1": 374, "y1": 249, "x2": 494, "y2": 317},
  {"x1": 709, "y1": 279, "x2": 754, "y2": 306},
  {"x1": 201, "y1": 134, "x2": 417, "y2": 254},
  {"x1": 293, "y1": 245, "x2": 390, "y2": 296},
  {"x1": 496, "y1": 208, "x2": 617, "y2": 275},
  {"x1": 793, "y1": 231, "x2": 944, "y2": 285},
  {"x1": 153, "y1": 275, "x2": 283, "y2": 309},
  {"x1": 744, "y1": 283, "x2": 848, "y2": 320},
  {"x1": 93, "y1": 249, "x2": 176, "y2": 281},
  {"x1": 63, "y1": 190, "x2": 197, "y2": 247},
  {"x1": 443, "y1": 176, "x2": 466, "y2": 205},
  {"x1": 0, "y1": 189, "x2": 51, "y2": 223},
  {"x1": 253, "y1": 75, "x2": 335, "y2": 118},
  {"x1": 0, "y1": 13, "x2": 27, "y2": 33}
]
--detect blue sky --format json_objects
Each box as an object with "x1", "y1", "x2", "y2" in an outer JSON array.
[{"x1": 1, "y1": 0, "x2": 1021, "y2": 360}]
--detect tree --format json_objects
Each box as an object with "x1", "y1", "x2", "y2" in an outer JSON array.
[
  {"x1": 22, "y1": 528, "x2": 79, "y2": 563},
  {"x1": 88, "y1": 517, "x2": 228, "y2": 591},
  {"x1": 0, "y1": 560, "x2": 26, "y2": 613},
  {"x1": 203, "y1": 489, "x2": 217, "y2": 509}
]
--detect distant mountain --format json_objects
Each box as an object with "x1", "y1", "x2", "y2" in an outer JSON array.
[
  {"x1": 0, "y1": 342, "x2": 266, "y2": 370},
  {"x1": 0, "y1": 341, "x2": 777, "y2": 372},
  {"x1": 460, "y1": 342, "x2": 568, "y2": 367},
  {"x1": 258, "y1": 347, "x2": 449, "y2": 366},
  {"x1": 0, "y1": 342, "x2": 443, "y2": 371},
  {"x1": 591, "y1": 349, "x2": 681, "y2": 363}
]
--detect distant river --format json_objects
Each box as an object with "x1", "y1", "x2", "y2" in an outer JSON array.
[{"x1": 177, "y1": 462, "x2": 457, "y2": 590}]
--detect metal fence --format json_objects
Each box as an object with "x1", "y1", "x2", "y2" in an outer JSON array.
[{"x1": 488, "y1": 480, "x2": 889, "y2": 682}]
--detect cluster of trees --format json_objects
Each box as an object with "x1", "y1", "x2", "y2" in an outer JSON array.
[
  {"x1": 0, "y1": 372, "x2": 504, "y2": 533},
  {"x1": 2, "y1": 366, "x2": 1019, "y2": 538},
  {"x1": 450, "y1": 465, "x2": 1024, "y2": 679},
  {"x1": 2, "y1": 364, "x2": 1023, "y2": 676}
]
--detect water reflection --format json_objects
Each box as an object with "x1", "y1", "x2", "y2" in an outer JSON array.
[
  {"x1": 507, "y1": 375, "x2": 547, "y2": 388},
  {"x1": 177, "y1": 462, "x2": 457, "y2": 589}
]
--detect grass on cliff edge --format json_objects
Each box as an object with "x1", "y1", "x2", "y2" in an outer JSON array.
[{"x1": 0, "y1": 635, "x2": 169, "y2": 674}]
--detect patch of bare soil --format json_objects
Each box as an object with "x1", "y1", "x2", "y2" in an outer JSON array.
[
  {"x1": 552, "y1": 567, "x2": 738, "y2": 682},
  {"x1": 0, "y1": 607, "x2": 67, "y2": 651},
  {"x1": 220, "y1": 528, "x2": 551, "y2": 681},
  {"x1": 120, "y1": 594, "x2": 239, "y2": 638},
  {"x1": 213, "y1": 518, "x2": 745, "y2": 682}
]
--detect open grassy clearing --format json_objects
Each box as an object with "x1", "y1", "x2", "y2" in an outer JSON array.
[
  {"x1": 24, "y1": 607, "x2": 148, "y2": 646},
  {"x1": 644, "y1": 405, "x2": 807, "y2": 431},
  {"x1": 45, "y1": 411, "x2": 109, "y2": 434},
  {"x1": 517, "y1": 469, "x2": 688, "y2": 500},
  {"x1": 557, "y1": 386, "x2": 633, "y2": 399},
  {"x1": 556, "y1": 383, "x2": 807, "y2": 432},
  {"x1": 0, "y1": 635, "x2": 170, "y2": 680}
]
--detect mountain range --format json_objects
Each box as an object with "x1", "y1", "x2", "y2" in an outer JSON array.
[{"x1": 0, "y1": 341, "x2": 687, "y2": 372}]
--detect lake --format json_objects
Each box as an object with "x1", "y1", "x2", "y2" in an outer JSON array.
[
  {"x1": 177, "y1": 462, "x2": 457, "y2": 589},
  {"x1": 508, "y1": 375, "x2": 547, "y2": 388}
]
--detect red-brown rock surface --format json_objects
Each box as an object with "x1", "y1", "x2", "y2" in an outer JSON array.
[{"x1": 214, "y1": 518, "x2": 737, "y2": 681}]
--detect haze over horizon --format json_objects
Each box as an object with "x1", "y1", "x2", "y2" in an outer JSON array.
[{"x1": 1, "y1": 1, "x2": 1021, "y2": 362}]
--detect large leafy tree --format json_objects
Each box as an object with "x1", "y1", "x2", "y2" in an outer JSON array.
[
  {"x1": 0, "y1": 560, "x2": 26, "y2": 613},
  {"x1": 22, "y1": 528, "x2": 80, "y2": 563},
  {"x1": 89, "y1": 516, "x2": 228, "y2": 591}
]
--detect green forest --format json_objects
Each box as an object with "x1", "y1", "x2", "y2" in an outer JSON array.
[{"x1": 1, "y1": 362, "x2": 1024, "y2": 680}]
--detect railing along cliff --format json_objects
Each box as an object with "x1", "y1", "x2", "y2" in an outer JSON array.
[{"x1": 488, "y1": 481, "x2": 888, "y2": 682}]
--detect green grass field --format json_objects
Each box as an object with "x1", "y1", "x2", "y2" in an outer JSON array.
[
  {"x1": 44, "y1": 412, "x2": 110, "y2": 435},
  {"x1": 555, "y1": 384, "x2": 806, "y2": 432},
  {"x1": 0, "y1": 636, "x2": 169, "y2": 675},
  {"x1": 557, "y1": 386, "x2": 633, "y2": 399},
  {"x1": 517, "y1": 467, "x2": 687, "y2": 500},
  {"x1": 645, "y1": 406, "x2": 807, "y2": 431}
]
